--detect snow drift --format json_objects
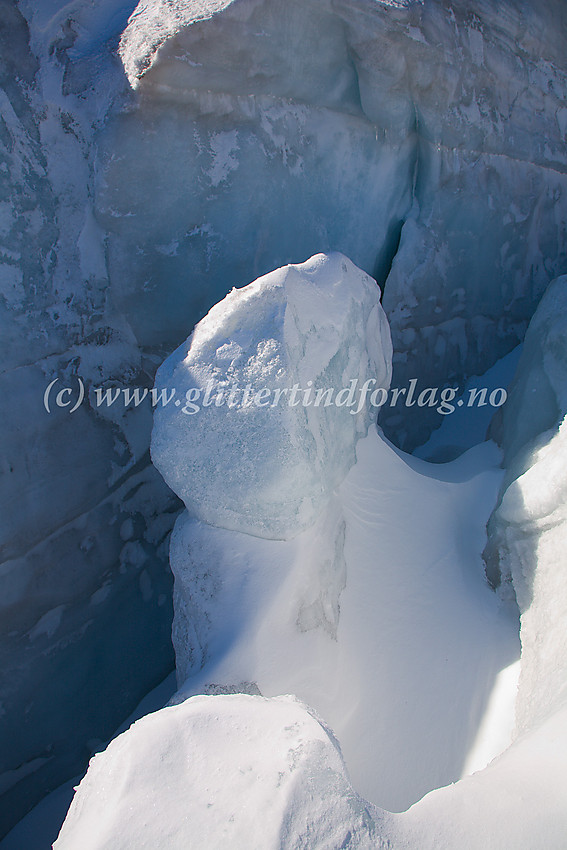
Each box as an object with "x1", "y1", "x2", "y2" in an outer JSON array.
[{"x1": 54, "y1": 694, "x2": 389, "y2": 850}]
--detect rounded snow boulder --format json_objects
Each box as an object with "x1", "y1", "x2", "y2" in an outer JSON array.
[{"x1": 151, "y1": 252, "x2": 391, "y2": 538}]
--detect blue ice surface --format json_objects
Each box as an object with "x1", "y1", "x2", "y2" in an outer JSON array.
[
  {"x1": 413, "y1": 345, "x2": 523, "y2": 463},
  {"x1": 0, "y1": 672, "x2": 177, "y2": 850}
]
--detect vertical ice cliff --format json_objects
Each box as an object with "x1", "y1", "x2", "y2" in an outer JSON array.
[
  {"x1": 485, "y1": 275, "x2": 567, "y2": 732},
  {"x1": 112, "y1": 0, "x2": 567, "y2": 447},
  {"x1": 0, "y1": 0, "x2": 178, "y2": 836}
]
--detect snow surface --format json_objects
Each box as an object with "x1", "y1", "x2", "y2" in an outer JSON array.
[
  {"x1": 395, "y1": 699, "x2": 567, "y2": 850},
  {"x1": 54, "y1": 253, "x2": 567, "y2": 847},
  {"x1": 54, "y1": 417, "x2": 567, "y2": 849},
  {"x1": 55, "y1": 418, "x2": 567, "y2": 849},
  {"x1": 150, "y1": 253, "x2": 518, "y2": 812},
  {"x1": 167, "y1": 430, "x2": 519, "y2": 812},
  {"x1": 55, "y1": 693, "x2": 391, "y2": 850},
  {"x1": 54, "y1": 690, "x2": 567, "y2": 850}
]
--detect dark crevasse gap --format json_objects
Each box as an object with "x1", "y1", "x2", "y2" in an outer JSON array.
[{"x1": 373, "y1": 217, "x2": 405, "y2": 298}]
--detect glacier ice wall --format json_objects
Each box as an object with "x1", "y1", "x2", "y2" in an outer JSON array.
[
  {"x1": 489, "y1": 274, "x2": 567, "y2": 471},
  {"x1": 109, "y1": 0, "x2": 567, "y2": 448},
  {"x1": 485, "y1": 275, "x2": 567, "y2": 733},
  {"x1": 3, "y1": 0, "x2": 567, "y2": 834},
  {"x1": 0, "y1": 0, "x2": 178, "y2": 836}
]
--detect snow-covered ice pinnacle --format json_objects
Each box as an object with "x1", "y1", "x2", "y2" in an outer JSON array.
[
  {"x1": 151, "y1": 253, "x2": 392, "y2": 539},
  {"x1": 485, "y1": 275, "x2": 567, "y2": 732},
  {"x1": 494, "y1": 419, "x2": 567, "y2": 733}
]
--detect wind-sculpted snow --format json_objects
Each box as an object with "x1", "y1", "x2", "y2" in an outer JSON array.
[
  {"x1": 54, "y1": 258, "x2": 567, "y2": 847},
  {"x1": 151, "y1": 253, "x2": 391, "y2": 538},
  {"x1": 58, "y1": 397, "x2": 567, "y2": 848},
  {"x1": 54, "y1": 690, "x2": 567, "y2": 849},
  {"x1": 150, "y1": 254, "x2": 520, "y2": 814},
  {"x1": 54, "y1": 694, "x2": 389, "y2": 850},
  {"x1": 164, "y1": 432, "x2": 519, "y2": 813},
  {"x1": 55, "y1": 413, "x2": 567, "y2": 848}
]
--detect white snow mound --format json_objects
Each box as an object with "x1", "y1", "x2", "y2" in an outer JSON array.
[{"x1": 53, "y1": 693, "x2": 387, "y2": 850}]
